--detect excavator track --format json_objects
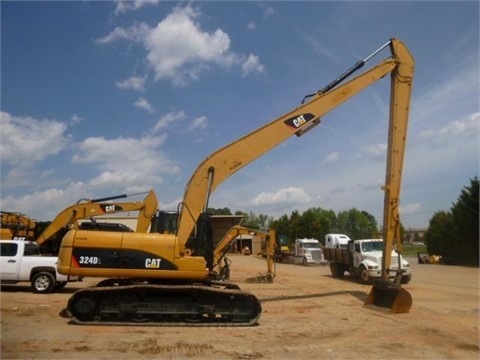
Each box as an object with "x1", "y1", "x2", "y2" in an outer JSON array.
[{"x1": 66, "y1": 282, "x2": 261, "y2": 327}]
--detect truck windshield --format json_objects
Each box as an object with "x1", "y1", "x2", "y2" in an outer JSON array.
[
  {"x1": 303, "y1": 243, "x2": 319, "y2": 249},
  {"x1": 361, "y1": 241, "x2": 383, "y2": 252}
]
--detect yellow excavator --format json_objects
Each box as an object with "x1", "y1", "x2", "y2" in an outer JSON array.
[
  {"x1": 36, "y1": 190, "x2": 158, "y2": 255},
  {"x1": 211, "y1": 225, "x2": 276, "y2": 283},
  {"x1": 57, "y1": 37, "x2": 414, "y2": 325},
  {"x1": 1, "y1": 211, "x2": 38, "y2": 241}
]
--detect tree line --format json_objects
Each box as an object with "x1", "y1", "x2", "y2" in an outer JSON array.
[
  {"x1": 424, "y1": 177, "x2": 478, "y2": 266},
  {"x1": 207, "y1": 207, "x2": 379, "y2": 246},
  {"x1": 209, "y1": 177, "x2": 479, "y2": 266}
]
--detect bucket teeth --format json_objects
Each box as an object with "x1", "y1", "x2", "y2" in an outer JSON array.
[{"x1": 246, "y1": 273, "x2": 274, "y2": 283}]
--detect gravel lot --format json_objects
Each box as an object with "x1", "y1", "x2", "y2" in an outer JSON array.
[{"x1": 1, "y1": 254, "x2": 479, "y2": 359}]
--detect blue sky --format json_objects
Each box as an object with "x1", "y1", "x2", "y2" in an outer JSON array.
[{"x1": 1, "y1": 1, "x2": 479, "y2": 229}]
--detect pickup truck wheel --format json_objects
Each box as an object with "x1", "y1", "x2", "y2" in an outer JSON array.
[
  {"x1": 359, "y1": 266, "x2": 371, "y2": 284},
  {"x1": 401, "y1": 274, "x2": 412, "y2": 284},
  {"x1": 31, "y1": 272, "x2": 56, "y2": 293}
]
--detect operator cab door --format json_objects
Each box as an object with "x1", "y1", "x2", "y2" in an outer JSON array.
[{"x1": 0, "y1": 242, "x2": 20, "y2": 279}]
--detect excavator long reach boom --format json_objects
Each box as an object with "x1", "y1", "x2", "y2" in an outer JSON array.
[
  {"x1": 177, "y1": 39, "x2": 413, "y2": 255},
  {"x1": 58, "y1": 38, "x2": 414, "y2": 326}
]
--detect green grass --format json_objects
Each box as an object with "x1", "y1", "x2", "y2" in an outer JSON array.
[{"x1": 401, "y1": 243, "x2": 427, "y2": 256}]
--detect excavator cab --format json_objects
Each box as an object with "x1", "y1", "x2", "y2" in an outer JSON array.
[{"x1": 150, "y1": 210, "x2": 179, "y2": 235}]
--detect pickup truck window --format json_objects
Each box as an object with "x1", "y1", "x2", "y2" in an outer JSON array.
[
  {"x1": 1, "y1": 243, "x2": 18, "y2": 256},
  {"x1": 24, "y1": 243, "x2": 40, "y2": 256}
]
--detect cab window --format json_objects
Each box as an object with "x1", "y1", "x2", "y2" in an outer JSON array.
[{"x1": 0, "y1": 243, "x2": 18, "y2": 257}]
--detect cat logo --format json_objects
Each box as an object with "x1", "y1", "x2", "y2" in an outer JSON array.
[
  {"x1": 145, "y1": 258, "x2": 162, "y2": 268},
  {"x1": 100, "y1": 204, "x2": 123, "y2": 213},
  {"x1": 284, "y1": 113, "x2": 316, "y2": 129}
]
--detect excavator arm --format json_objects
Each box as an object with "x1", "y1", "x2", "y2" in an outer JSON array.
[
  {"x1": 212, "y1": 225, "x2": 276, "y2": 282},
  {"x1": 36, "y1": 190, "x2": 158, "y2": 248},
  {"x1": 366, "y1": 40, "x2": 414, "y2": 313},
  {"x1": 179, "y1": 38, "x2": 414, "y2": 312},
  {"x1": 177, "y1": 38, "x2": 414, "y2": 255}
]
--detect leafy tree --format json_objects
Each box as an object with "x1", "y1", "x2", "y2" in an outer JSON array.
[
  {"x1": 270, "y1": 207, "x2": 378, "y2": 246},
  {"x1": 271, "y1": 214, "x2": 291, "y2": 244},
  {"x1": 424, "y1": 211, "x2": 455, "y2": 259},
  {"x1": 288, "y1": 210, "x2": 302, "y2": 241},
  {"x1": 233, "y1": 211, "x2": 266, "y2": 229},
  {"x1": 424, "y1": 177, "x2": 479, "y2": 266},
  {"x1": 450, "y1": 177, "x2": 479, "y2": 265},
  {"x1": 336, "y1": 208, "x2": 378, "y2": 239},
  {"x1": 299, "y1": 207, "x2": 336, "y2": 244},
  {"x1": 207, "y1": 207, "x2": 232, "y2": 215}
]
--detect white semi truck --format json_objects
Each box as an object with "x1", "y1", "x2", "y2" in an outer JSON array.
[
  {"x1": 323, "y1": 234, "x2": 412, "y2": 284},
  {"x1": 279, "y1": 238, "x2": 327, "y2": 265}
]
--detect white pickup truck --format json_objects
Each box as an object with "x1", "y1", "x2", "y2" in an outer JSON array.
[{"x1": 0, "y1": 240, "x2": 83, "y2": 293}]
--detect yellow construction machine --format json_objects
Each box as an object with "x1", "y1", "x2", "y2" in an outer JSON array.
[
  {"x1": 211, "y1": 224, "x2": 276, "y2": 283},
  {"x1": 56, "y1": 38, "x2": 414, "y2": 325},
  {"x1": 0, "y1": 190, "x2": 157, "y2": 255},
  {"x1": 1, "y1": 211, "x2": 38, "y2": 241},
  {"x1": 35, "y1": 190, "x2": 158, "y2": 255}
]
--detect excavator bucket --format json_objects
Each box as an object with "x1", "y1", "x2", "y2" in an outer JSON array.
[
  {"x1": 366, "y1": 282, "x2": 412, "y2": 313},
  {"x1": 246, "y1": 273, "x2": 274, "y2": 283}
]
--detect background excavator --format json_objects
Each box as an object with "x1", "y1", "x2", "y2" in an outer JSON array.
[
  {"x1": 211, "y1": 225, "x2": 276, "y2": 283},
  {"x1": 56, "y1": 37, "x2": 414, "y2": 325},
  {"x1": 1, "y1": 211, "x2": 38, "y2": 241},
  {"x1": 1, "y1": 190, "x2": 158, "y2": 255},
  {"x1": 37, "y1": 190, "x2": 158, "y2": 255}
]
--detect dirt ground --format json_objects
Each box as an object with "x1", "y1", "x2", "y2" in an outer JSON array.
[{"x1": 1, "y1": 255, "x2": 479, "y2": 360}]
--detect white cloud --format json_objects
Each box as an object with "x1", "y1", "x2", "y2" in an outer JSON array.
[
  {"x1": 322, "y1": 152, "x2": 340, "y2": 164},
  {"x1": 72, "y1": 135, "x2": 178, "y2": 189},
  {"x1": 241, "y1": 54, "x2": 265, "y2": 77},
  {"x1": 70, "y1": 114, "x2": 83, "y2": 126},
  {"x1": 134, "y1": 97, "x2": 154, "y2": 113},
  {"x1": 187, "y1": 116, "x2": 208, "y2": 132},
  {"x1": 0, "y1": 111, "x2": 69, "y2": 166},
  {"x1": 0, "y1": 182, "x2": 92, "y2": 221},
  {"x1": 414, "y1": 59, "x2": 479, "y2": 127},
  {"x1": 362, "y1": 143, "x2": 387, "y2": 158},
  {"x1": 152, "y1": 111, "x2": 187, "y2": 134},
  {"x1": 400, "y1": 203, "x2": 422, "y2": 216},
  {"x1": 418, "y1": 112, "x2": 479, "y2": 142},
  {"x1": 251, "y1": 186, "x2": 311, "y2": 206},
  {"x1": 97, "y1": 5, "x2": 265, "y2": 86},
  {"x1": 263, "y1": 6, "x2": 275, "y2": 18},
  {"x1": 246, "y1": 22, "x2": 256, "y2": 30},
  {"x1": 144, "y1": 6, "x2": 234, "y2": 86},
  {"x1": 95, "y1": 22, "x2": 150, "y2": 44},
  {"x1": 114, "y1": 0, "x2": 160, "y2": 15},
  {"x1": 115, "y1": 75, "x2": 146, "y2": 92}
]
